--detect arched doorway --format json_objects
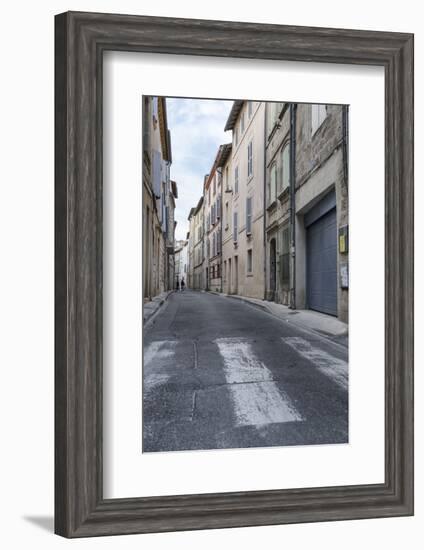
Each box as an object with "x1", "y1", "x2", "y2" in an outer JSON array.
[{"x1": 270, "y1": 238, "x2": 277, "y2": 300}]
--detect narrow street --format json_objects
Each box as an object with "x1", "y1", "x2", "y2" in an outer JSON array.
[{"x1": 143, "y1": 290, "x2": 348, "y2": 452}]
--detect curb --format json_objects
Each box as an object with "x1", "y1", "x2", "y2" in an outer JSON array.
[
  {"x1": 143, "y1": 290, "x2": 173, "y2": 326},
  {"x1": 216, "y1": 292, "x2": 348, "y2": 348}
]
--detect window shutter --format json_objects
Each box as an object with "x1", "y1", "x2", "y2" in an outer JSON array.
[
  {"x1": 282, "y1": 144, "x2": 290, "y2": 190},
  {"x1": 152, "y1": 150, "x2": 161, "y2": 198},
  {"x1": 246, "y1": 197, "x2": 252, "y2": 234},
  {"x1": 233, "y1": 212, "x2": 238, "y2": 242},
  {"x1": 247, "y1": 141, "x2": 253, "y2": 178}
]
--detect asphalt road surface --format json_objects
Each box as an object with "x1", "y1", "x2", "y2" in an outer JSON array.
[{"x1": 143, "y1": 289, "x2": 348, "y2": 453}]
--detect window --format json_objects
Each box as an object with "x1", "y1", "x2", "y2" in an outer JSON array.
[
  {"x1": 233, "y1": 212, "x2": 238, "y2": 243},
  {"x1": 225, "y1": 166, "x2": 229, "y2": 190},
  {"x1": 248, "y1": 101, "x2": 253, "y2": 118},
  {"x1": 212, "y1": 233, "x2": 216, "y2": 256},
  {"x1": 281, "y1": 143, "x2": 290, "y2": 191},
  {"x1": 208, "y1": 187, "x2": 211, "y2": 204},
  {"x1": 207, "y1": 238, "x2": 210, "y2": 259},
  {"x1": 217, "y1": 195, "x2": 221, "y2": 219},
  {"x1": 280, "y1": 226, "x2": 290, "y2": 287},
  {"x1": 311, "y1": 104, "x2": 327, "y2": 135},
  {"x1": 225, "y1": 202, "x2": 229, "y2": 228},
  {"x1": 235, "y1": 126, "x2": 239, "y2": 146},
  {"x1": 213, "y1": 175, "x2": 216, "y2": 195},
  {"x1": 246, "y1": 197, "x2": 252, "y2": 235},
  {"x1": 241, "y1": 112, "x2": 245, "y2": 134},
  {"x1": 247, "y1": 141, "x2": 253, "y2": 178},
  {"x1": 269, "y1": 163, "x2": 277, "y2": 203},
  {"x1": 234, "y1": 166, "x2": 239, "y2": 194},
  {"x1": 247, "y1": 249, "x2": 253, "y2": 273},
  {"x1": 217, "y1": 230, "x2": 221, "y2": 254}
]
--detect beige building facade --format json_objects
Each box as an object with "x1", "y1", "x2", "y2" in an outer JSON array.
[
  {"x1": 185, "y1": 99, "x2": 348, "y2": 323},
  {"x1": 142, "y1": 96, "x2": 176, "y2": 301},
  {"x1": 222, "y1": 101, "x2": 266, "y2": 299},
  {"x1": 204, "y1": 144, "x2": 232, "y2": 293},
  {"x1": 187, "y1": 196, "x2": 205, "y2": 290}
]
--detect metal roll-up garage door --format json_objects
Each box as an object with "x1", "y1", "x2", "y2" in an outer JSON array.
[{"x1": 305, "y1": 191, "x2": 337, "y2": 316}]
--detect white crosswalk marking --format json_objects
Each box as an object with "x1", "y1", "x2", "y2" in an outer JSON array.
[
  {"x1": 284, "y1": 337, "x2": 348, "y2": 390},
  {"x1": 216, "y1": 338, "x2": 303, "y2": 426},
  {"x1": 144, "y1": 340, "x2": 176, "y2": 389}
]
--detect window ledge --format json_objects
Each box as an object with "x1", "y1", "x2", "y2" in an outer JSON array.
[
  {"x1": 278, "y1": 187, "x2": 290, "y2": 201},
  {"x1": 266, "y1": 200, "x2": 277, "y2": 212}
]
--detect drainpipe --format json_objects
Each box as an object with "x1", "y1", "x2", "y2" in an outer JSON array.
[
  {"x1": 263, "y1": 104, "x2": 267, "y2": 300},
  {"x1": 289, "y1": 103, "x2": 297, "y2": 310},
  {"x1": 342, "y1": 105, "x2": 349, "y2": 189}
]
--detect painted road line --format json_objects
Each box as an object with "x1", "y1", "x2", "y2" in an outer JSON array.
[
  {"x1": 284, "y1": 336, "x2": 348, "y2": 390},
  {"x1": 215, "y1": 338, "x2": 303, "y2": 426},
  {"x1": 143, "y1": 340, "x2": 176, "y2": 390}
]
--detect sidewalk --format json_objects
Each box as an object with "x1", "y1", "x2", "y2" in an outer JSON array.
[
  {"x1": 211, "y1": 291, "x2": 348, "y2": 346},
  {"x1": 143, "y1": 290, "x2": 173, "y2": 325}
]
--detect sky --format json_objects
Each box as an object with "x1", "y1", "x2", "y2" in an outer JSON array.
[{"x1": 166, "y1": 97, "x2": 233, "y2": 241}]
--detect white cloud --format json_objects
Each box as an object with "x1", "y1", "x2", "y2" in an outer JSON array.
[{"x1": 166, "y1": 98, "x2": 233, "y2": 241}]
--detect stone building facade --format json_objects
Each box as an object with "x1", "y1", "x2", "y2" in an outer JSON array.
[
  {"x1": 186, "y1": 99, "x2": 348, "y2": 323},
  {"x1": 142, "y1": 96, "x2": 176, "y2": 301},
  {"x1": 221, "y1": 101, "x2": 266, "y2": 299},
  {"x1": 204, "y1": 144, "x2": 232, "y2": 293},
  {"x1": 264, "y1": 102, "x2": 349, "y2": 322},
  {"x1": 187, "y1": 196, "x2": 205, "y2": 290}
]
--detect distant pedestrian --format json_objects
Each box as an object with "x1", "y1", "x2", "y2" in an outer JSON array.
[
  {"x1": 176, "y1": 279, "x2": 180, "y2": 291},
  {"x1": 181, "y1": 278, "x2": 185, "y2": 291}
]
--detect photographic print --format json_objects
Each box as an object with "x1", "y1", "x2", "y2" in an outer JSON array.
[{"x1": 142, "y1": 96, "x2": 349, "y2": 453}]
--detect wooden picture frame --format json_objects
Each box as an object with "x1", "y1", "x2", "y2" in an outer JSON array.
[{"x1": 55, "y1": 11, "x2": 414, "y2": 537}]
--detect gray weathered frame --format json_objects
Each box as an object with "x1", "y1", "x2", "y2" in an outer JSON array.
[{"x1": 55, "y1": 11, "x2": 414, "y2": 538}]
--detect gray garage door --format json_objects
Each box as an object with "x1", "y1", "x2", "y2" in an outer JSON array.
[{"x1": 306, "y1": 196, "x2": 337, "y2": 316}]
